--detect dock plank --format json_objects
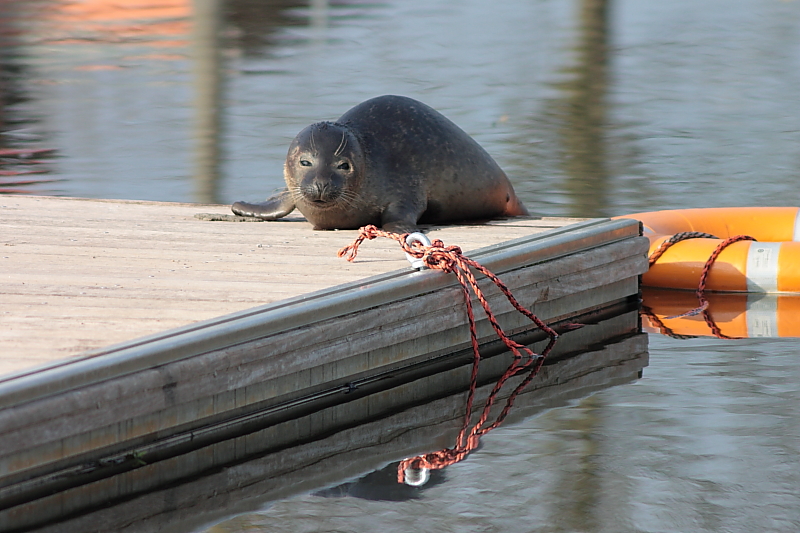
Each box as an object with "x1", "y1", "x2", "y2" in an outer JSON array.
[{"x1": 0, "y1": 196, "x2": 581, "y2": 376}]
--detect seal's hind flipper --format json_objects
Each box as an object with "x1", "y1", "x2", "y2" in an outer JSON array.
[
  {"x1": 503, "y1": 194, "x2": 529, "y2": 217},
  {"x1": 232, "y1": 189, "x2": 295, "y2": 219}
]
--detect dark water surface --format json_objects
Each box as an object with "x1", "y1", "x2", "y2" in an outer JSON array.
[{"x1": 2, "y1": 0, "x2": 800, "y2": 531}]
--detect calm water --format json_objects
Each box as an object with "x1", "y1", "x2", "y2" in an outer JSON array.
[{"x1": 2, "y1": 0, "x2": 800, "y2": 531}]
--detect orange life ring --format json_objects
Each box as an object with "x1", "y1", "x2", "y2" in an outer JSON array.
[
  {"x1": 641, "y1": 287, "x2": 800, "y2": 338},
  {"x1": 615, "y1": 207, "x2": 800, "y2": 293}
]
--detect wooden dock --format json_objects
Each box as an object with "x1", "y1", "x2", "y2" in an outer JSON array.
[
  {"x1": 1, "y1": 196, "x2": 592, "y2": 375},
  {"x1": 0, "y1": 195, "x2": 648, "y2": 530}
]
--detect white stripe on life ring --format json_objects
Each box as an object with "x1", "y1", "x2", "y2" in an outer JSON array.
[
  {"x1": 794, "y1": 209, "x2": 800, "y2": 241},
  {"x1": 746, "y1": 242, "x2": 781, "y2": 293},
  {"x1": 746, "y1": 294, "x2": 779, "y2": 337}
]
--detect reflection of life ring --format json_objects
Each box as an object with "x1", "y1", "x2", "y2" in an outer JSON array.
[
  {"x1": 615, "y1": 207, "x2": 800, "y2": 293},
  {"x1": 641, "y1": 287, "x2": 800, "y2": 338}
]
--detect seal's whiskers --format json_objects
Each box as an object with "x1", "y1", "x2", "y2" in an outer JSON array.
[{"x1": 334, "y1": 130, "x2": 347, "y2": 157}]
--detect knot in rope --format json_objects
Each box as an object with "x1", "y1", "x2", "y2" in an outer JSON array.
[
  {"x1": 337, "y1": 225, "x2": 466, "y2": 272},
  {"x1": 418, "y1": 241, "x2": 463, "y2": 272}
]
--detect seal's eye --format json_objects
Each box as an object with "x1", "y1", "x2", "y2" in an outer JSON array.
[
  {"x1": 337, "y1": 162, "x2": 351, "y2": 171},
  {"x1": 299, "y1": 159, "x2": 312, "y2": 167}
]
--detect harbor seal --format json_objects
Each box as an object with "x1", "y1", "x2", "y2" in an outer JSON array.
[{"x1": 232, "y1": 95, "x2": 528, "y2": 233}]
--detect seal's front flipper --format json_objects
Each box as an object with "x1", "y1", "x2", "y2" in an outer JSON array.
[
  {"x1": 382, "y1": 221, "x2": 418, "y2": 234},
  {"x1": 380, "y1": 202, "x2": 423, "y2": 234},
  {"x1": 232, "y1": 189, "x2": 295, "y2": 220}
]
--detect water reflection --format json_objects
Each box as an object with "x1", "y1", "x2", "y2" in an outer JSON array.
[
  {"x1": 396, "y1": 334, "x2": 559, "y2": 487},
  {"x1": 557, "y1": 0, "x2": 611, "y2": 218},
  {"x1": 225, "y1": 0, "x2": 310, "y2": 57},
  {"x1": 0, "y1": 5, "x2": 57, "y2": 193},
  {"x1": 44, "y1": 0, "x2": 190, "y2": 41},
  {"x1": 192, "y1": 0, "x2": 224, "y2": 203},
  {"x1": 642, "y1": 287, "x2": 800, "y2": 339},
  {"x1": 502, "y1": 0, "x2": 658, "y2": 218},
  {"x1": 0, "y1": 0, "x2": 798, "y2": 212},
  {"x1": 0, "y1": 148, "x2": 58, "y2": 194},
  {"x1": 190, "y1": 0, "x2": 332, "y2": 203},
  {"x1": 550, "y1": 394, "x2": 603, "y2": 532},
  {"x1": 315, "y1": 462, "x2": 447, "y2": 501},
  {"x1": 0, "y1": 0, "x2": 194, "y2": 198}
]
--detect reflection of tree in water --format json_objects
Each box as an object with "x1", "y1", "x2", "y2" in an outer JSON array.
[
  {"x1": 0, "y1": 3, "x2": 56, "y2": 194},
  {"x1": 531, "y1": 0, "x2": 611, "y2": 219},
  {"x1": 505, "y1": 0, "x2": 660, "y2": 218},
  {"x1": 225, "y1": 0, "x2": 328, "y2": 57},
  {"x1": 557, "y1": 0, "x2": 610, "y2": 218},
  {"x1": 193, "y1": 0, "x2": 339, "y2": 202},
  {"x1": 547, "y1": 395, "x2": 604, "y2": 531},
  {"x1": 0, "y1": 3, "x2": 33, "y2": 134}
]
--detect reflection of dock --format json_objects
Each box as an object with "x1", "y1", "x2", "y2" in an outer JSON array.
[
  {"x1": 0, "y1": 195, "x2": 648, "y2": 531},
  {"x1": 7, "y1": 305, "x2": 647, "y2": 532}
]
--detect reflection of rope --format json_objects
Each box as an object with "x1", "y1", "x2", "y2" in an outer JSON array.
[
  {"x1": 640, "y1": 304, "x2": 698, "y2": 339},
  {"x1": 338, "y1": 225, "x2": 561, "y2": 483},
  {"x1": 647, "y1": 232, "x2": 757, "y2": 339},
  {"x1": 396, "y1": 335, "x2": 558, "y2": 483}
]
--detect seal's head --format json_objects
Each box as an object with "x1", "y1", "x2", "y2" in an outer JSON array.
[{"x1": 284, "y1": 122, "x2": 366, "y2": 212}]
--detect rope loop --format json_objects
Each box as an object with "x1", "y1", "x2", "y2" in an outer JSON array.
[{"x1": 648, "y1": 231, "x2": 718, "y2": 266}]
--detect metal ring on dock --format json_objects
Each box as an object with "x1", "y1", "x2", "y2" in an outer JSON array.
[{"x1": 405, "y1": 232, "x2": 432, "y2": 270}]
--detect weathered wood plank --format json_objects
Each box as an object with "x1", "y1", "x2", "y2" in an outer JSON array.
[{"x1": 0, "y1": 196, "x2": 587, "y2": 373}]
